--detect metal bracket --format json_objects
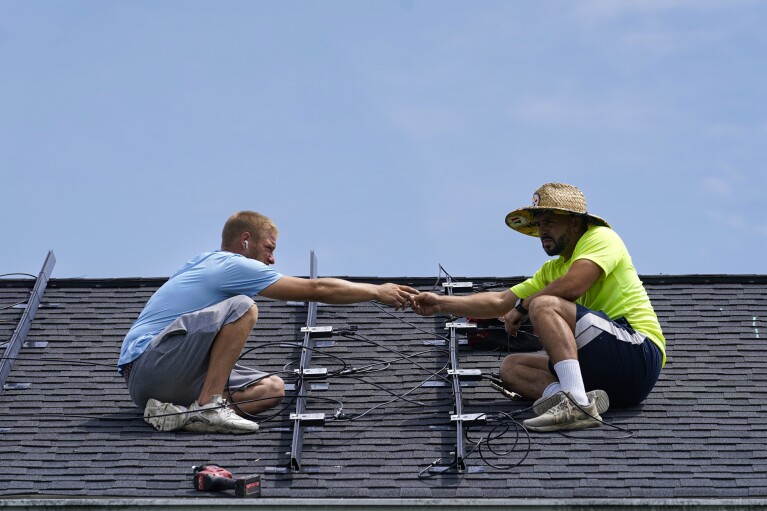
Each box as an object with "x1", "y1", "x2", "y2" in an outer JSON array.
[
  {"x1": 300, "y1": 326, "x2": 334, "y2": 337},
  {"x1": 447, "y1": 368, "x2": 483, "y2": 380},
  {"x1": 445, "y1": 321, "x2": 477, "y2": 330},
  {"x1": 450, "y1": 413, "x2": 487, "y2": 424},
  {"x1": 289, "y1": 413, "x2": 326, "y2": 426},
  {"x1": 3, "y1": 383, "x2": 31, "y2": 391},
  {"x1": 294, "y1": 367, "x2": 328, "y2": 378},
  {"x1": 442, "y1": 282, "x2": 473, "y2": 289},
  {"x1": 22, "y1": 341, "x2": 48, "y2": 349}
]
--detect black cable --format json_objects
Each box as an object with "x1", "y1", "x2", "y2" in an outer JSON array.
[
  {"x1": 339, "y1": 331, "x2": 451, "y2": 384},
  {"x1": 369, "y1": 301, "x2": 450, "y2": 342},
  {"x1": 469, "y1": 412, "x2": 531, "y2": 470},
  {"x1": 270, "y1": 333, "x2": 457, "y2": 423},
  {"x1": 0, "y1": 299, "x2": 30, "y2": 312},
  {"x1": 0, "y1": 356, "x2": 125, "y2": 369},
  {"x1": 2, "y1": 392, "x2": 292, "y2": 424},
  {"x1": 417, "y1": 439, "x2": 483, "y2": 479},
  {"x1": 547, "y1": 394, "x2": 635, "y2": 440},
  {"x1": 329, "y1": 373, "x2": 428, "y2": 408},
  {"x1": 0, "y1": 273, "x2": 37, "y2": 279},
  {"x1": 336, "y1": 360, "x2": 391, "y2": 375},
  {"x1": 437, "y1": 264, "x2": 456, "y2": 284},
  {"x1": 332, "y1": 363, "x2": 450, "y2": 422},
  {"x1": 331, "y1": 348, "x2": 448, "y2": 376},
  {"x1": 281, "y1": 349, "x2": 349, "y2": 376}
]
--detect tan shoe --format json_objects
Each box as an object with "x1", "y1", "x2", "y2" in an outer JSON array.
[
  {"x1": 532, "y1": 389, "x2": 610, "y2": 416},
  {"x1": 524, "y1": 392, "x2": 603, "y2": 432}
]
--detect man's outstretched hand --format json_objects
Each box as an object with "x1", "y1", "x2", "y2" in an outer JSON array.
[
  {"x1": 411, "y1": 292, "x2": 441, "y2": 316},
  {"x1": 377, "y1": 283, "x2": 420, "y2": 311}
]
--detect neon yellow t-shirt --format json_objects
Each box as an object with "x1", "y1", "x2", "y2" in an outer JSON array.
[{"x1": 511, "y1": 226, "x2": 666, "y2": 365}]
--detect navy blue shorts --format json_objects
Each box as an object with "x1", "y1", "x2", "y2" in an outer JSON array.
[{"x1": 548, "y1": 305, "x2": 663, "y2": 407}]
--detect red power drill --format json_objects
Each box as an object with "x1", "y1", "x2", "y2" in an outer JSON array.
[{"x1": 192, "y1": 464, "x2": 261, "y2": 498}]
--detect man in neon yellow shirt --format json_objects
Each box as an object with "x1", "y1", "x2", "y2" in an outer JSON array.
[{"x1": 412, "y1": 183, "x2": 665, "y2": 432}]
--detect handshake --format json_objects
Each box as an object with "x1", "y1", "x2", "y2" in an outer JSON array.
[
  {"x1": 376, "y1": 284, "x2": 439, "y2": 315},
  {"x1": 379, "y1": 283, "x2": 526, "y2": 339}
]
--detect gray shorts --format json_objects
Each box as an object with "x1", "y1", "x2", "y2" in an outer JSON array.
[{"x1": 127, "y1": 295, "x2": 269, "y2": 409}]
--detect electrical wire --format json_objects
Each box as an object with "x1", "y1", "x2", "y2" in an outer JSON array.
[
  {"x1": 369, "y1": 301, "x2": 450, "y2": 342},
  {"x1": 339, "y1": 331, "x2": 451, "y2": 384},
  {"x1": 0, "y1": 299, "x2": 30, "y2": 312},
  {"x1": 467, "y1": 412, "x2": 531, "y2": 470},
  {"x1": 0, "y1": 273, "x2": 37, "y2": 279},
  {"x1": 230, "y1": 319, "x2": 457, "y2": 428}
]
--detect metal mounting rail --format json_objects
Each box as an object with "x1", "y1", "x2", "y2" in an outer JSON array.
[
  {"x1": 289, "y1": 250, "x2": 319, "y2": 472},
  {"x1": 444, "y1": 273, "x2": 468, "y2": 472},
  {"x1": 0, "y1": 251, "x2": 56, "y2": 391}
]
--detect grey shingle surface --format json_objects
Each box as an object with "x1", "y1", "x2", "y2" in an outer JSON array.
[{"x1": 1, "y1": 274, "x2": 766, "y2": 499}]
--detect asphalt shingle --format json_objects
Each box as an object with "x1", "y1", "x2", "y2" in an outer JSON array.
[{"x1": 1, "y1": 274, "x2": 766, "y2": 500}]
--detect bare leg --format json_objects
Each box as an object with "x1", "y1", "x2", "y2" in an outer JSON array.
[
  {"x1": 226, "y1": 375, "x2": 285, "y2": 416},
  {"x1": 196, "y1": 304, "x2": 259, "y2": 406},
  {"x1": 528, "y1": 295, "x2": 578, "y2": 364},
  {"x1": 500, "y1": 353, "x2": 555, "y2": 400},
  {"x1": 500, "y1": 295, "x2": 579, "y2": 400}
]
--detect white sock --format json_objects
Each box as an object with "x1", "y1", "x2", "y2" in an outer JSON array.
[
  {"x1": 542, "y1": 382, "x2": 562, "y2": 398},
  {"x1": 553, "y1": 359, "x2": 589, "y2": 405}
]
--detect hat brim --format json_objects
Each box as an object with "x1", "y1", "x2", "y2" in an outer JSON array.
[{"x1": 505, "y1": 207, "x2": 610, "y2": 237}]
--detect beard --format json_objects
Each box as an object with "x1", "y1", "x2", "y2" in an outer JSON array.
[{"x1": 541, "y1": 233, "x2": 569, "y2": 256}]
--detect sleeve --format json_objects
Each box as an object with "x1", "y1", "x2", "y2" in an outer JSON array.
[
  {"x1": 219, "y1": 256, "x2": 284, "y2": 297},
  {"x1": 571, "y1": 227, "x2": 624, "y2": 277},
  {"x1": 510, "y1": 261, "x2": 555, "y2": 299}
]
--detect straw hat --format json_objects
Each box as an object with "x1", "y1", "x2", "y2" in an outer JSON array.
[{"x1": 504, "y1": 182, "x2": 610, "y2": 237}]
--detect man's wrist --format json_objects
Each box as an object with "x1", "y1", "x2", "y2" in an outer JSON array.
[{"x1": 514, "y1": 297, "x2": 528, "y2": 315}]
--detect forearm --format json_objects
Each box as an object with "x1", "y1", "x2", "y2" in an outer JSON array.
[
  {"x1": 261, "y1": 276, "x2": 415, "y2": 308},
  {"x1": 435, "y1": 292, "x2": 513, "y2": 318},
  {"x1": 313, "y1": 278, "x2": 382, "y2": 304}
]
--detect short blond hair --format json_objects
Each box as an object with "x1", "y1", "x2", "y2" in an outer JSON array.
[{"x1": 221, "y1": 211, "x2": 278, "y2": 249}]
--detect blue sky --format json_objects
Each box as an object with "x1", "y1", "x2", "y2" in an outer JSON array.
[{"x1": 2, "y1": 1, "x2": 765, "y2": 280}]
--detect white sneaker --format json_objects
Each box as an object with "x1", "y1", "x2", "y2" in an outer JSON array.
[
  {"x1": 144, "y1": 399, "x2": 188, "y2": 431},
  {"x1": 182, "y1": 394, "x2": 260, "y2": 434}
]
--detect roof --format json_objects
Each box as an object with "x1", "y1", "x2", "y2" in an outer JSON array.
[{"x1": 1, "y1": 270, "x2": 767, "y2": 509}]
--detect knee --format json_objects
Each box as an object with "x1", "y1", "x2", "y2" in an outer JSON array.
[
  {"x1": 527, "y1": 294, "x2": 559, "y2": 320},
  {"x1": 241, "y1": 303, "x2": 259, "y2": 327},
  {"x1": 500, "y1": 354, "x2": 524, "y2": 381},
  {"x1": 264, "y1": 375, "x2": 285, "y2": 402}
]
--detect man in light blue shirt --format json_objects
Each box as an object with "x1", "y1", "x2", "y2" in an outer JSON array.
[{"x1": 120, "y1": 210, "x2": 418, "y2": 434}]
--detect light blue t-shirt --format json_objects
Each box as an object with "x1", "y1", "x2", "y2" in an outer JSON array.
[{"x1": 117, "y1": 251, "x2": 283, "y2": 369}]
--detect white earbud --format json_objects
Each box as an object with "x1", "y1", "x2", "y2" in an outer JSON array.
[{"x1": 244, "y1": 240, "x2": 249, "y2": 250}]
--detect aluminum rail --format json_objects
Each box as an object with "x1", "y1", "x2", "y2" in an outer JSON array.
[
  {"x1": 444, "y1": 273, "x2": 468, "y2": 472},
  {"x1": 289, "y1": 250, "x2": 319, "y2": 472},
  {"x1": 0, "y1": 251, "x2": 56, "y2": 391}
]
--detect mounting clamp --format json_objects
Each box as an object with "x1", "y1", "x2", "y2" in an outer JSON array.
[
  {"x1": 447, "y1": 368, "x2": 483, "y2": 380},
  {"x1": 289, "y1": 413, "x2": 326, "y2": 426},
  {"x1": 294, "y1": 367, "x2": 328, "y2": 379},
  {"x1": 442, "y1": 282, "x2": 473, "y2": 292},
  {"x1": 300, "y1": 326, "x2": 334, "y2": 337},
  {"x1": 450, "y1": 413, "x2": 487, "y2": 424},
  {"x1": 444, "y1": 321, "x2": 477, "y2": 330}
]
